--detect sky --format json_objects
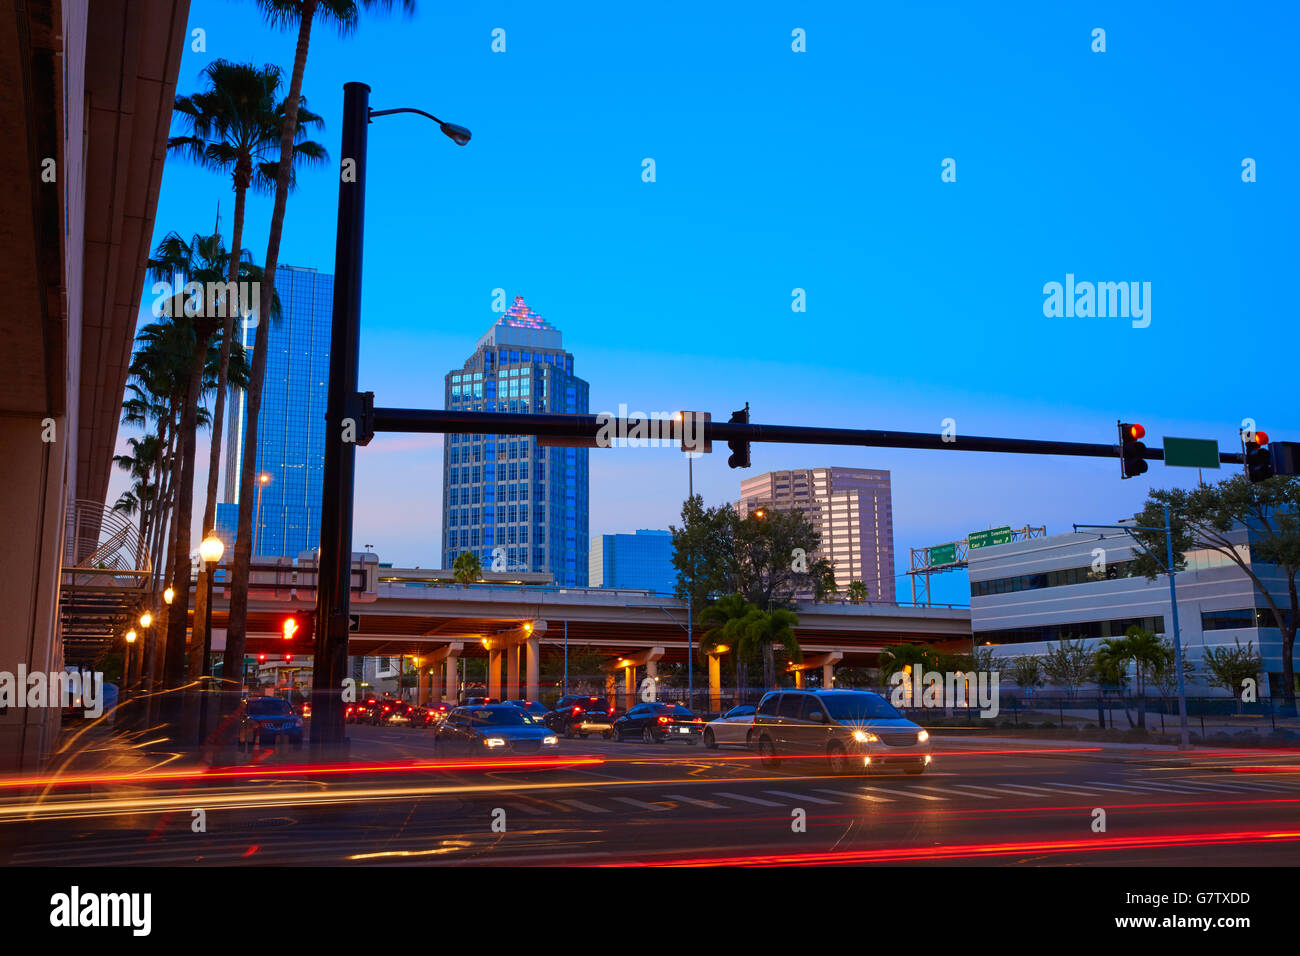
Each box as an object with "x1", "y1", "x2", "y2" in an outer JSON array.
[{"x1": 109, "y1": 0, "x2": 1300, "y2": 605}]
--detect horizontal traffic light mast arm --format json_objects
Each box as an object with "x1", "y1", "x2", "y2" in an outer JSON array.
[{"x1": 370, "y1": 407, "x2": 1246, "y2": 464}]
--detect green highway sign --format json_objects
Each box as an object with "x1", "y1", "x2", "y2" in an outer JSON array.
[
  {"x1": 1163, "y1": 436, "x2": 1220, "y2": 469},
  {"x1": 930, "y1": 543, "x2": 957, "y2": 565},
  {"x1": 968, "y1": 526, "x2": 1013, "y2": 549}
]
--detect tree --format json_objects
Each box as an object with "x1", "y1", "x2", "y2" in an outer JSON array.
[
  {"x1": 1150, "y1": 637, "x2": 1195, "y2": 700},
  {"x1": 846, "y1": 581, "x2": 868, "y2": 604},
  {"x1": 739, "y1": 607, "x2": 801, "y2": 690},
  {"x1": 879, "y1": 644, "x2": 940, "y2": 681},
  {"x1": 1203, "y1": 638, "x2": 1262, "y2": 704},
  {"x1": 810, "y1": 560, "x2": 837, "y2": 604},
  {"x1": 1041, "y1": 637, "x2": 1095, "y2": 699},
  {"x1": 226, "y1": 0, "x2": 417, "y2": 717},
  {"x1": 733, "y1": 505, "x2": 823, "y2": 610},
  {"x1": 698, "y1": 594, "x2": 758, "y2": 700},
  {"x1": 452, "y1": 550, "x2": 482, "y2": 585},
  {"x1": 1131, "y1": 475, "x2": 1300, "y2": 715},
  {"x1": 168, "y1": 58, "x2": 326, "y2": 586},
  {"x1": 1094, "y1": 627, "x2": 1166, "y2": 730},
  {"x1": 671, "y1": 495, "x2": 736, "y2": 609}
]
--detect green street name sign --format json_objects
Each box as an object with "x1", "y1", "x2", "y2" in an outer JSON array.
[
  {"x1": 1163, "y1": 436, "x2": 1220, "y2": 469},
  {"x1": 968, "y1": 526, "x2": 1013, "y2": 549},
  {"x1": 929, "y1": 543, "x2": 957, "y2": 565}
]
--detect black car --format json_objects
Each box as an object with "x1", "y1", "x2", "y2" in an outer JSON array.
[
  {"x1": 613, "y1": 702, "x2": 704, "y2": 744},
  {"x1": 504, "y1": 699, "x2": 549, "y2": 723},
  {"x1": 433, "y1": 705, "x2": 559, "y2": 755},
  {"x1": 545, "y1": 695, "x2": 615, "y2": 738}
]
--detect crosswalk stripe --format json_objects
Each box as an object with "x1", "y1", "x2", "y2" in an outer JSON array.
[
  {"x1": 1017, "y1": 783, "x2": 1108, "y2": 795},
  {"x1": 1085, "y1": 781, "x2": 1162, "y2": 793},
  {"x1": 713, "y1": 791, "x2": 783, "y2": 807},
  {"x1": 815, "y1": 788, "x2": 891, "y2": 802},
  {"x1": 763, "y1": 790, "x2": 839, "y2": 805},
  {"x1": 958, "y1": 784, "x2": 1048, "y2": 798},
  {"x1": 508, "y1": 802, "x2": 550, "y2": 815},
  {"x1": 1194, "y1": 780, "x2": 1290, "y2": 792},
  {"x1": 859, "y1": 785, "x2": 944, "y2": 801},
  {"x1": 942, "y1": 786, "x2": 1002, "y2": 800},
  {"x1": 1162, "y1": 780, "x2": 1283, "y2": 794},
  {"x1": 609, "y1": 796, "x2": 669, "y2": 812},
  {"x1": 665, "y1": 793, "x2": 725, "y2": 809},
  {"x1": 556, "y1": 799, "x2": 609, "y2": 813}
]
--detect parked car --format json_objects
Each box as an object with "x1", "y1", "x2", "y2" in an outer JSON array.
[
  {"x1": 433, "y1": 705, "x2": 559, "y2": 755},
  {"x1": 749, "y1": 689, "x2": 931, "y2": 775},
  {"x1": 464, "y1": 696, "x2": 499, "y2": 706},
  {"x1": 420, "y1": 702, "x2": 452, "y2": 726},
  {"x1": 545, "y1": 695, "x2": 615, "y2": 738},
  {"x1": 504, "y1": 699, "x2": 549, "y2": 723},
  {"x1": 345, "y1": 698, "x2": 381, "y2": 724},
  {"x1": 238, "y1": 696, "x2": 303, "y2": 749},
  {"x1": 702, "y1": 705, "x2": 756, "y2": 749},
  {"x1": 385, "y1": 701, "x2": 419, "y2": 726},
  {"x1": 613, "y1": 702, "x2": 704, "y2": 744}
]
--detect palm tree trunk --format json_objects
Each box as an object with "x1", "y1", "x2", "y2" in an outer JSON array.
[
  {"x1": 162, "y1": 348, "x2": 206, "y2": 713},
  {"x1": 224, "y1": 2, "x2": 316, "y2": 716},
  {"x1": 762, "y1": 643, "x2": 775, "y2": 690}
]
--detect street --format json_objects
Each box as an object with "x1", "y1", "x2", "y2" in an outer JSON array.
[{"x1": 4, "y1": 729, "x2": 1298, "y2": 867}]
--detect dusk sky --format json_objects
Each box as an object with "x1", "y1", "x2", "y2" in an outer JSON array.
[{"x1": 112, "y1": 0, "x2": 1300, "y2": 604}]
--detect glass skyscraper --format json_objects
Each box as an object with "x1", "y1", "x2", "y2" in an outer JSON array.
[
  {"x1": 216, "y1": 264, "x2": 332, "y2": 558},
  {"x1": 589, "y1": 529, "x2": 676, "y2": 593},
  {"x1": 442, "y1": 296, "x2": 589, "y2": 586}
]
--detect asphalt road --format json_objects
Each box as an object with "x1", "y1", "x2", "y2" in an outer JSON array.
[{"x1": 3, "y1": 727, "x2": 1299, "y2": 866}]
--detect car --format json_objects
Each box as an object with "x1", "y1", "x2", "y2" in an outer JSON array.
[
  {"x1": 464, "y1": 696, "x2": 499, "y2": 706},
  {"x1": 345, "y1": 698, "x2": 381, "y2": 724},
  {"x1": 420, "y1": 702, "x2": 452, "y2": 726},
  {"x1": 385, "y1": 701, "x2": 419, "y2": 726},
  {"x1": 504, "y1": 699, "x2": 549, "y2": 723},
  {"x1": 749, "y1": 689, "x2": 932, "y2": 775},
  {"x1": 702, "y1": 704, "x2": 757, "y2": 749},
  {"x1": 613, "y1": 702, "x2": 704, "y2": 744},
  {"x1": 433, "y1": 705, "x2": 560, "y2": 755},
  {"x1": 545, "y1": 695, "x2": 615, "y2": 738},
  {"x1": 238, "y1": 696, "x2": 303, "y2": 749}
]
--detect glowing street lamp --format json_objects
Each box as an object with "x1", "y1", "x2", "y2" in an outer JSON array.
[
  {"x1": 139, "y1": 611, "x2": 152, "y2": 628},
  {"x1": 163, "y1": 587, "x2": 174, "y2": 605},
  {"x1": 254, "y1": 473, "x2": 272, "y2": 557}
]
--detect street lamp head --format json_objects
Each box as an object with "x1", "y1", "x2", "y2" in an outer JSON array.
[
  {"x1": 200, "y1": 533, "x2": 225, "y2": 565},
  {"x1": 439, "y1": 122, "x2": 471, "y2": 146},
  {"x1": 163, "y1": 587, "x2": 175, "y2": 605},
  {"x1": 259, "y1": 473, "x2": 271, "y2": 485},
  {"x1": 139, "y1": 611, "x2": 152, "y2": 628},
  {"x1": 125, "y1": 630, "x2": 137, "y2": 644}
]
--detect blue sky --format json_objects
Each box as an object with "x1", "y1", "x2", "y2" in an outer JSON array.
[{"x1": 114, "y1": 0, "x2": 1300, "y2": 603}]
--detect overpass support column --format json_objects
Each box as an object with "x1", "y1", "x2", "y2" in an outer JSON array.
[
  {"x1": 416, "y1": 666, "x2": 428, "y2": 705},
  {"x1": 488, "y1": 648, "x2": 502, "y2": 700},
  {"x1": 793, "y1": 670, "x2": 804, "y2": 689},
  {"x1": 428, "y1": 663, "x2": 442, "y2": 704},
  {"x1": 506, "y1": 644, "x2": 521, "y2": 699},
  {"x1": 623, "y1": 663, "x2": 636, "y2": 713},
  {"x1": 444, "y1": 655, "x2": 458, "y2": 703},
  {"x1": 708, "y1": 653, "x2": 722, "y2": 713},
  {"x1": 822, "y1": 663, "x2": 834, "y2": 689},
  {"x1": 645, "y1": 660, "x2": 657, "y2": 702},
  {"x1": 525, "y1": 638, "x2": 540, "y2": 702}
]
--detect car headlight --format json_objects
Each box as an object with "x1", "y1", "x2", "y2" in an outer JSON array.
[
  {"x1": 543, "y1": 736, "x2": 558, "y2": 745},
  {"x1": 484, "y1": 737, "x2": 506, "y2": 748},
  {"x1": 917, "y1": 729, "x2": 930, "y2": 743},
  {"x1": 852, "y1": 730, "x2": 879, "y2": 743}
]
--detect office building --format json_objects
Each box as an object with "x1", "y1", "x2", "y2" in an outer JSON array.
[
  {"x1": 216, "y1": 265, "x2": 332, "y2": 558},
  {"x1": 589, "y1": 529, "x2": 676, "y2": 593},
  {"x1": 970, "y1": 524, "x2": 1293, "y2": 696},
  {"x1": 736, "y1": 467, "x2": 895, "y2": 601},
  {"x1": 442, "y1": 296, "x2": 589, "y2": 586}
]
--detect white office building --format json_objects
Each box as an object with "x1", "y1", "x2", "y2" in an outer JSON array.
[{"x1": 970, "y1": 524, "x2": 1292, "y2": 697}]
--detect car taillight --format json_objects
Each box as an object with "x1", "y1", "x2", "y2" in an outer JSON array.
[
  {"x1": 573, "y1": 706, "x2": 584, "y2": 715},
  {"x1": 608, "y1": 708, "x2": 615, "y2": 716},
  {"x1": 657, "y1": 716, "x2": 671, "y2": 724}
]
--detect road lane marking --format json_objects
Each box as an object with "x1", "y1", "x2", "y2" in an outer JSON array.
[
  {"x1": 713, "y1": 792, "x2": 783, "y2": 807},
  {"x1": 942, "y1": 786, "x2": 1000, "y2": 799},
  {"x1": 665, "y1": 794, "x2": 725, "y2": 809},
  {"x1": 1013, "y1": 783, "x2": 1107, "y2": 795},
  {"x1": 609, "y1": 796, "x2": 669, "y2": 812},
  {"x1": 858, "y1": 785, "x2": 944, "y2": 801},
  {"x1": 763, "y1": 790, "x2": 838, "y2": 805},
  {"x1": 508, "y1": 802, "x2": 549, "y2": 815},
  {"x1": 556, "y1": 799, "x2": 608, "y2": 813},
  {"x1": 1084, "y1": 781, "x2": 1164, "y2": 793},
  {"x1": 956, "y1": 784, "x2": 1049, "y2": 798},
  {"x1": 815, "y1": 788, "x2": 891, "y2": 802}
]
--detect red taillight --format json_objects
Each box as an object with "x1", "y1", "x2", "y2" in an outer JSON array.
[
  {"x1": 608, "y1": 709, "x2": 615, "y2": 716},
  {"x1": 573, "y1": 706, "x2": 584, "y2": 715},
  {"x1": 657, "y1": 715, "x2": 671, "y2": 724}
]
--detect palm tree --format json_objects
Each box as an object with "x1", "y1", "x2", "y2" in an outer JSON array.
[
  {"x1": 698, "y1": 594, "x2": 756, "y2": 701},
  {"x1": 739, "y1": 607, "x2": 801, "y2": 689},
  {"x1": 846, "y1": 580, "x2": 869, "y2": 604},
  {"x1": 168, "y1": 59, "x2": 326, "y2": 560},
  {"x1": 1095, "y1": 627, "x2": 1166, "y2": 731},
  {"x1": 452, "y1": 551, "x2": 482, "y2": 585},
  {"x1": 225, "y1": 0, "x2": 417, "y2": 714}
]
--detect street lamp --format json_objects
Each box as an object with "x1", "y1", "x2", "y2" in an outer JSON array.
[
  {"x1": 254, "y1": 473, "x2": 271, "y2": 557},
  {"x1": 311, "y1": 82, "x2": 471, "y2": 751},
  {"x1": 124, "y1": 629, "x2": 137, "y2": 690},
  {"x1": 163, "y1": 587, "x2": 174, "y2": 605},
  {"x1": 197, "y1": 532, "x2": 224, "y2": 744},
  {"x1": 139, "y1": 611, "x2": 152, "y2": 629}
]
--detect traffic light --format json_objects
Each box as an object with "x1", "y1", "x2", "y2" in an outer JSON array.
[
  {"x1": 1245, "y1": 430, "x2": 1274, "y2": 484},
  {"x1": 727, "y1": 403, "x2": 750, "y2": 469},
  {"x1": 280, "y1": 611, "x2": 315, "y2": 646},
  {"x1": 1118, "y1": 421, "x2": 1148, "y2": 479}
]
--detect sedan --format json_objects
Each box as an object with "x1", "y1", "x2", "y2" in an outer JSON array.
[
  {"x1": 504, "y1": 699, "x2": 549, "y2": 723},
  {"x1": 433, "y1": 705, "x2": 560, "y2": 756},
  {"x1": 238, "y1": 696, "x2": 303, "y2": 749},
  {"x1": 702, "y1": 705, "x2": 757, "y2": 749},
  {"x1": 613, "y1": 703, "x2": 704, "y2": 744}
]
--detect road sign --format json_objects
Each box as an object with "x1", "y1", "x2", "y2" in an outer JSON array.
[
  {"x1": 348, "y1": 614, "x2": 360, "y2": 632},
  {"x1": 930, "y1": 543, "x2": 958, "y2": 565},
  {"x1": 968, "y1": 527, "x2": 1012, "y2": 549},
  {"x1": 1163, "y1": 436, "x2": 1220, "y2": 469}
]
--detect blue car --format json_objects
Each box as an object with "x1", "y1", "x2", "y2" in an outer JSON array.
[{"x1": 239, "y1": 696, "x2": 304, "y2": 749}]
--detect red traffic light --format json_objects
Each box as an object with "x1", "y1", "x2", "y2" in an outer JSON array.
[
  {"x1": 282, "y1": 617, "x2": 300, "y2": 641},
  {"x1": 279, "y1": 612, "x2": 313, "y2": 643},
  {"x1": 1126, "y1": 423, "x2": 1145, "y2": 440},
  {"x1": 285, "y1": 653, "x2": 293, "y2": 663},
  {"x1": 258, "y1": 653, "x2": 267, "y2": 662},
  {"x1": 1255, "y1": 430, "x2": 1269, "y2": 447}
]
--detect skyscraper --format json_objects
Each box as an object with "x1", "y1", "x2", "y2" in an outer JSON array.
[
  {"x1": 736, "y1": 467, "x2": 895, "y2": 602},
  {"x1": 442, "y1": 296, "x2": 589, "y2": 586},
  {"x1": 589, "y1": 529, "x2": 675, "y2": 593},
  {"x1": 216, "y1": 264, "x2": 332, "y2": 558}
]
